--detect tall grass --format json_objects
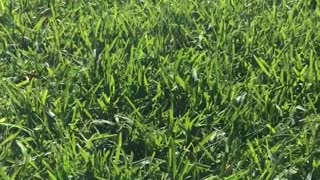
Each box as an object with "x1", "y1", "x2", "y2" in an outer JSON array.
[{"x1": 1, "y1": 0, "x2": 320, "y2": 179}]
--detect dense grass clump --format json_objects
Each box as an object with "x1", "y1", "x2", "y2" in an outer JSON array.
[{"x1": 1, "y1": 0, "x2": 320, "y2": 179}]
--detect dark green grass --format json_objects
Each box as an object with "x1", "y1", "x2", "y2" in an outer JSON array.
[{"x1": 1, "y1": 0, "x2": 320, "y2": 179}]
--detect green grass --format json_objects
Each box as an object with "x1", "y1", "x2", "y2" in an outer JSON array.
[{"x1": 1, "y1": 0, "x2": 320, "y2": 179}]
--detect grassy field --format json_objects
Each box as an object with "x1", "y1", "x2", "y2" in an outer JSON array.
[{"x1": 1, "y1": 0, "x2": 320, "y2": 179}]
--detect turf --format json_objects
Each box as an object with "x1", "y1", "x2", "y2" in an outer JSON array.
[{"x1": 1, "y1": 0, "x2": 320, "y2": 179}]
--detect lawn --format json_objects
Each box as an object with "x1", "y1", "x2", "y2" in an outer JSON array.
[{"x1": 1, "y1": 0, "x2": 320, "y2": 179}]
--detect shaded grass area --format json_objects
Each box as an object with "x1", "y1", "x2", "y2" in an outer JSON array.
[{"x1": 1, "y1": 0, "x2": 320, "y2": 179}]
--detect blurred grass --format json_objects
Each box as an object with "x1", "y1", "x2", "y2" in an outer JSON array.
[{"x1": 1, "y1": 0, "x2": 320, "y2": 179}]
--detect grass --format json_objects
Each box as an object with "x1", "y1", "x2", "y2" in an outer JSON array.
[{"x1": 1, "y1": 0, "x2": 320, "y2": 179}]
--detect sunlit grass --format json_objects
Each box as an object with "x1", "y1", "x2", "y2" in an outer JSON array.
[{"x1": 1, "y1": 0, "x2": 320, "y2": 179}]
